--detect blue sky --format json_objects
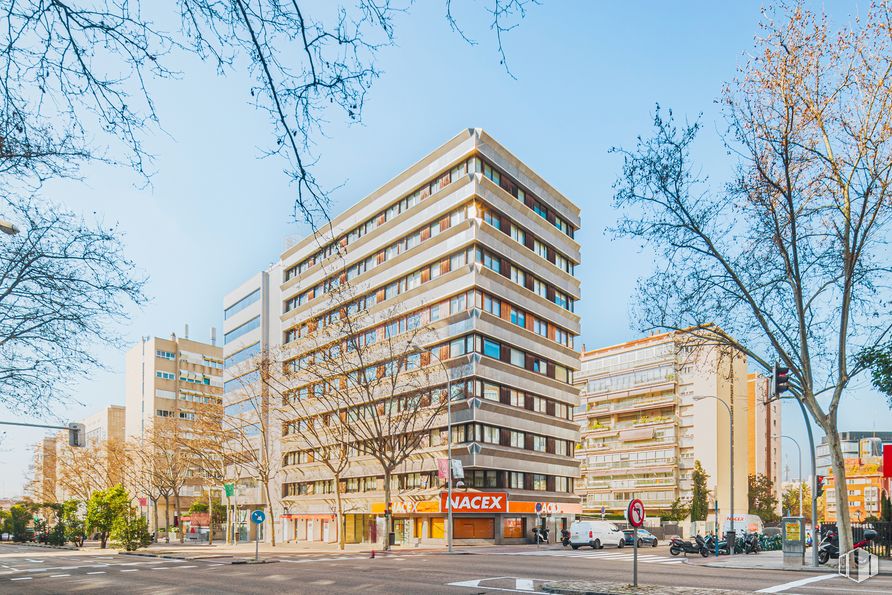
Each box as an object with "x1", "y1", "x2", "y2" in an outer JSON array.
[{"x1": 2, "y1": 1, "x2": 889, "y2": 497}]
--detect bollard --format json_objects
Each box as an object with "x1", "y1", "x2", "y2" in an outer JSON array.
[{"x1": 370, "y1": 549, "x2": 375, "y2": 559}]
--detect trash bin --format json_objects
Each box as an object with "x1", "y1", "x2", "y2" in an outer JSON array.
[{"x1": 388, "y1": 532, "x2": 396, "y2": 546}]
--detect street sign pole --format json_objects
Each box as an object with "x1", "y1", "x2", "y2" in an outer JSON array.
[
  {"x1": 250, "y1": 509, "x2": 266, "y2": 562},
  {"x1": 633, "y1": 527, "x2": 638, "y2": 587},
  {"x1": 627, "y1": 499, "x2": 645, "y2": 588}
]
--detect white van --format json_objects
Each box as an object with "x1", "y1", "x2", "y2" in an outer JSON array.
[{"x1": 569, "y1": 520, "x2": 626, "y2": 549}]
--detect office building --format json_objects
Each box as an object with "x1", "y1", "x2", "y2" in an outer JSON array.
[
  {"x1": 226, "y1": 128, "x2": 582, "y2": 545},
  {"x1": 821, "y1": 434, "x2": 892, "y2": 523},
  {"x1": 574, "y1": 332, "x2": 749, "y2": 520}
]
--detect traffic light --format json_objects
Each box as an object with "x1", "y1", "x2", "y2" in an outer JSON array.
[
  {"x1": 68, "y1": 422, "x2": 85, "y2": 447},
  {"x1": 816, "y1": 475, "x2": 825, "y2": 497},
  {"x1": 774, "y1": 366, "x2": 790, "y2": 397}
]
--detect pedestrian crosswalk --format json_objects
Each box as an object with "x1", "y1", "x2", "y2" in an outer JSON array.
[{"x1": 493, "y1": 549, "x2": 685, "y2": 565}]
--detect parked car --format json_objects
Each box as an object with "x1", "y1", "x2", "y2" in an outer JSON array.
[
  {"x1": 569, "y1": 520, "x2": 626, "y2": 550},
  {"x1": 623, "y1": 528, "x2": 658, "y2": 547}
]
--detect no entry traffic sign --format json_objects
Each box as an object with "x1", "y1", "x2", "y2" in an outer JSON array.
[{"x1": 627, "y1": 499, "x2": 645, "y2": 528}]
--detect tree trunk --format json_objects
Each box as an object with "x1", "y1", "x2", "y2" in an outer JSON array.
[
  {"x1": 175, "y1": 491, "x2": 183, "y2": 543},
  {"x1": 824, "y1": 428, "x2": 853, "y2": 554},
  {"x1": 335, "y1": 479, "x2": 345, "y2": 551},
  {"x1": 152, "y1": 497, "x2": 159, "y2": 543},
  {"x1": 164, "y1": 495, "x2": 171, "y2": 543},
  {"x1": 263, "y1": 478, "x2": 276, "y2": 547},
  {"x1": 382, "y1": 469, "x2": 392, "y2": 551}
]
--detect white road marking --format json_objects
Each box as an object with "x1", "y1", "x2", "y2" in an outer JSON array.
[
  {"x1": 10, "y1": 577, "x2": 31, "y2": 581},
  {"x1": 50, "y1": 574, "x2": 70, "y2": 578},
  {"x1": 756, "y1": 574, "x2": 837, "y2": 593},
  {"x1": 87, "y1": 571, "x2": 106, "y2": 575},
  {"x1": 121, "y1": 569, "x2": 139, "y2": 573},
  {"x1": 515, "y1": 578, "x2": 535, "y2": 591},
  {"x1": 177, "y1": 565, "x2": 198, "y2": 569},
  {"x1": 25, "y1": 559, "x2": 43, "y2": 563}
]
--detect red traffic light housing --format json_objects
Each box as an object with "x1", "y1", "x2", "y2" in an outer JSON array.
[
  {"x1": 774, "y1": 366, "x2": 790, "y2": 397},
  {"x1": 816, "y1": 475, "x2": 825, "y2": 497}
]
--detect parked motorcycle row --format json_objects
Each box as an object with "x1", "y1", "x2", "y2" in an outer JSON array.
[{"x1": 669, "y1": 532, "x2": 775, "y2": 557}]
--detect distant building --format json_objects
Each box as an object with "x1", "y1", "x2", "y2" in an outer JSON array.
[
  {"x1": 124, "y1": 332, "x2": 223, "y2": 530},
  {"x1": 29, "y1": 437, "x2": 57, "y2": 502},
  {"x1": 816, "y1": 431, "x2": 892, "y2": 476},
  {"x1": 574, "y1": 331, "x2": 749, "y2": 520},
  {"x1": 821, "y1": 434, "x2": 892, "y2": 523},
  {"x1": 747, "y1": 373, "x2": 782, "y2": 515}
]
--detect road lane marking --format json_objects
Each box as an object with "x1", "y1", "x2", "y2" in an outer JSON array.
[
  {"x1": 50, "y1": 574, "x2": 70, "y2": 578},
  {"x1": 756, "y1": 574, "x2": 837, "y2": 593},
  {"x1": 10, "y1": 577, "x2": 31, "y2": 581},
  {"x1": 87, "y1": 571, "x2": 106, "y2": 575},
  {"x1": 121, "y1": 569, "x2": 139, "y2": 573},
  {"x1": 177, "y1": 565, "x2": 197, "y2": 569},
  {"x1": 26, "y1": 559, "x2": 43, "y2": 563}
]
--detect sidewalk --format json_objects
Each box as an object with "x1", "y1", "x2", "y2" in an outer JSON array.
[{"x1": 698, "y1": 549, "x2": 892, "y2": 573}]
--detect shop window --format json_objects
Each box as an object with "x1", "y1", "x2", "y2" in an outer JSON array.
[{"x1": 503, "y1": 517, "x2": 525, "y2": 539}]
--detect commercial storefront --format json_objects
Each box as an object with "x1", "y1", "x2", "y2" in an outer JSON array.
[{"x1": 282, "y1": 492, "x2": 581, "y2": 546}]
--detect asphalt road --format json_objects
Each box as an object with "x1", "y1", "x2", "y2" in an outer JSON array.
[{"x1": 2, "y1": 543, "x2": 891, "y2": 594}]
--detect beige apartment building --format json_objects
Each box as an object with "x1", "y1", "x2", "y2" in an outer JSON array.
[
  {"x1": 747, "y1": 373, "x2": 782, "y2": 514},
  {"x1": 125, "y1": 333, "x2": 224, "y2": 529},
  {"x1": 29, "y1": 437, "x2": 57, "y2": 502},
  {"x1": 574, "y1": 332, "x2": 749, "y2": 523},
  {"x1": 226, "y1": 128, "x2": 583, "y2": 545}
]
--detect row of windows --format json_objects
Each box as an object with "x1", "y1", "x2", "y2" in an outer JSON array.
[
  {"x1": 224, "y1": 288, "x2": 260, "y2": 320},
  {"x1": 480, "y1": 203, "x2": 575, "y2": 275},
  {"x1": 225, "y1": 341, "x2": 261, "y2": 369},
  {"x1": 283, "y1": 153, "x2": 576, "y2": 288},
  {"x1": 156, "y1": 350, "x2": 175, "y2": 360},
  {"x1": 479, "y1": 291, "x2": 574, "y2": 348},
  {"x1": 281, "y1": 471, "x2": 573, "y2": 496},
  {"x1": 223, "y1": 370, "x2": 260, "y2": 394},
  {"x1": 156, "y1": 409, "x2": 195, "y2": 420},
  {"x1": 476, "y1": 247, "x2": 574, "y2": 311},
  {"x1": 450, "y1": 423, "x2": 572, "y2": 456},
  {"x1": 471, "y1": 379, "x2": 573, "y2": 420},
  {"x1": 224, "y1": 316, "x2": 261, "y2": 345},
  {"x1": 156, "y1": 371, "x2": 175, "y2": 380},
  {"x1": 585, "y1": 364, "x2": 675, "y2": 394},
  {"x1": 454, "y1": 334, "x2": 573, "y2": 384}
]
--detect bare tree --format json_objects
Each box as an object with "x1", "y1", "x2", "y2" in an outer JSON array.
[
  {"x1": 55, "y1": 438, "x2": 124, "y2": 503},
  {"x1": 284, "y1": 263, "x2": 451, "y2": 550},
  {"x1": 121, "y1": 438, "x2": 167, "y2": 539},
  {"x1": 0, "y1": 196, "x2": 145, "y2": 414},
  {"x1": 611, "y1": 2, "x2": 892, "y2": 553}
]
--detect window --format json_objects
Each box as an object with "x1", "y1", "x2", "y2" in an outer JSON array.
[
  {"x1": 483, "y1": 338, "x2": 501, "y2": 359},
  {"x1": 555, "y1": 364, "x2": 570, "y2": 383},
  {"x1": 178, "y1": 411, "x2": 196, "y2": 421},
  {"x1": 481, "y1": 382, "x2": 499, "y2": 401},
  {"x1": 533, "y1": 203, "x2": 547, "y2": 220},
  {"x1": 224, "y1": 316, "x2": 260, "y2": 344},
  {"x1": 532, "y1": 358, "x2": 547, "y2": 376},
  {"x1": 483, "y1": 294, "x2": 501, "y2": 316},
  {"x1": 532, "y1": 474, "x2": 547, "y2": 491},
  {"x1": 156, "y1": 371, "x2": 175, "y2": 380},
  {"x1": 510, "y1": 225, "x2": 525, "y2": 244},
  {"x1": 534, "y1": 319, "x2": 548, "y2": 337},
  {"x1": 532, "y1": 435, "x2": 546, "y2": 452},
  {"x1": 480, "y1": 250, "x2": 500, "y2": 274},
  {"x1": 156, "y1": 409, "x2": 173, "y2": 417},
  {"x1": 510, "y1": 348, "x2": 525, "y2": 367},
  {"x1": 555, "y1": 476, "x2": 570, "y2": 492},
  {"x1": 510, "y1": 308, "x2": 525, "y2": 328},
  {"x1": 510, "y1": 390, "x2": 524, "y2": 408},
  {"x1": 155, "y1": 350, "x2": 175, "y2": 360},
  {"x1": 532, "y1": 396, "x2": 547, "y2": 413},
  {"x1": 510, "y1": 472, "x2": 524, "y2": 489},
  {"x1": 555, "y1": 440, "x2": 569, "y2": 456},
  {"x1": 532, "y1": 278, "x2": 547, "y2": 299},
  {"x1": 510, "y1": 431, "x2": 524, "y2": 448},
  {"x1": 503, "y1": 517, "x2": 525, "y2": 539},
  {"x1": 511, "y1": 266, "x2": 525, "y2": 286},
  {"x1": 450, "y1": 293, "x2": 467, "y2": 314},
  {"x1": 225, "y1": 342, "x2": 261, "y2": 368},
  {"x1": 225, "y1": 289, "x2": 260, "y2": 319},
  {"x1": 450, "y1": 336, "x2": 471, "y2": 357},
  {"x1": 483, "y1": 209, "x2": 501, "y2": 230},
  {"x1": 482, "y1": 425, "x2": 499, "y2": 444},
  {"x1": 533, "y1": 240, "x2": 548, "y2": 259}
]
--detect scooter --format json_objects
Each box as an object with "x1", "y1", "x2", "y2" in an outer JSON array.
[
  {"x1": 742, "y1": 533, "x2": 761, "y2": 555},
  {"x1": 532, "y1": 527, "x2": 550, "y2": 544},
  {"x1": 704, "y1": 534, "x2": 730, "y2": 555},
  {"x1": 669, "y1": 535, "x2": 709, "y2": 557},
  {"x1": 560, "y1": 529, "x2": 571, "y2": 547},
  {"x1": 818, "y1": 529, "x2": 877, "y2": 565}
]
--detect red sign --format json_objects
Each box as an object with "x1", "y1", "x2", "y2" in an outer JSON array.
[
  {"x1": 884, "y1": 444, "x2": 892, "y2": 478},
  {"x1": 440, "y1": 492, "x2": 508, "y2": 513},
  {"x1": 138, "y1": 497, "x2": 147, "y2": 507},
  {"x1": 627, "y1": 499, "x2": 645, "y2": 528}
]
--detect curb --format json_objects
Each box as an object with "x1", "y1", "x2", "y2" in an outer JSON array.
[
  {"x1": 0, "y1": 542, "x2": 77, "y2": 551},
  {"x1": 542, "y1": 581, "x2": 750, "y2": 595}
]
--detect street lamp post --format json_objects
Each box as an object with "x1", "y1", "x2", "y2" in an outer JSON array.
[
  {"x1": 777, "y1": 435, "x2": 803, "y2": 516},
  {"x1": 695, "y1": 395, "x2": 735, "y2": 554},
  {"x1": 410, "y1": 341, "x2": 453, "y2": 553}
]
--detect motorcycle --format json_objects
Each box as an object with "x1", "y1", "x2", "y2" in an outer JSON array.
[
  {"x1": 532, "y1": 527, "x2": 550, "y2": 544},
  {"x1": 704, "y1": 534, "x2": 730, "y2": 555},
  {"x1": 743, "y1": 533, "x2": 761, "y2": 555},
  {"x1": 669, "y1": 535, "x2": 709, "y2": 557},
  {"x1": 560, "y1": 529, "x2": 571, "y2": 547},
  {"x1": 818, "y1": 528, "x2": 877, "y2": 565}
]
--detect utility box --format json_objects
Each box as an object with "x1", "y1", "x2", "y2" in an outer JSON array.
[{"x1": 782, "y1": 516, "x2": 805, "y2": 568}]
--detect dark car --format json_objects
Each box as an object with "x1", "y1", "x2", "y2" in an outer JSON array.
[{"x1": 622, "y1": 528, "x2": 658, "y2": 547}]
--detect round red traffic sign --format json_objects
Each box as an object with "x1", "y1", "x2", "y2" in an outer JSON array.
[{"x1": 627, "y1": 498, "x2": 645, "y2": 528}]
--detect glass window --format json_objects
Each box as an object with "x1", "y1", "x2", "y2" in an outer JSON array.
[
  {"x1": 510, "y1": 431, "x2": 524, "y2": 448},
  {"x1": 532, "y1": 435, "x2": 546, "y2": 452},
  {"x1": 224, "y1": 342, "x2": 261, "y2": 369},
  {"x1": 225, "y1": 289, "x2": 261, "y2": 319},
  {"x1": 224, "y1": 316, "x2": 260, "y2": 344},
  {"x1": 450, "y1": 293, "x2": 467, "y2": 314},
  {"x1": 482, "y1": 425, "x2": 499, "y2": 444},
  {"x1": 483, "y1": 294, "x2": 501, "y2": 316},
  {"x1": 481, "y1": 382, "x2": 499, "y2": 401},
  {"x1": 510, "y1": 224, "x2": 525, "y2": 244},
  {"x1": 483, "y1": 338, "x2": 501, "y2": 359},
  {"x1": 510, "y1": 390, "x2": 524, "y2": 408},
  {"x1": 511, "y1": 266, "x2": 525, "y2": 286},
  {"x1": 510, "y1": 472, "x2": 524, "y2": 489},
  {"x1": 510, "y1": 348, "x2": 525, "y2": 367},
  {"x1": 510, "y1": 308, "x2": 525, "y2": 327},
  {"x1": 532, "y1": 474, "x2": 547, "y2": 491}
]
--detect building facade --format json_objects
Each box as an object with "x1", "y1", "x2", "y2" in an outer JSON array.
[
  {"x1": 124, "y1": 333, "x2": 224, "y2": 529},
  {"x1": 226, "y1": 129, "x2": 583, "y2": 545},
  {"x1": 822, "y1": 435, "x2": 892, "y2": 523},
  {"x1": 747, "y1": 373, "x2": 782, "y2": 515},
  {"x1": 29, "y1": 437, "x2": 57, "y2": 502},
  {"x1": 574, "y1": 332, "x2": 749, "y2": 521},
  {"x1": 54, "y1": 404, "x2": 127, "y2": 502}
]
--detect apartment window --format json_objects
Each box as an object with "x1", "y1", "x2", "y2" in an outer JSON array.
[
  {"x1": 225, "y1": 342, "x2": 261, "y2": 368},
  {"x1": 532, "y1": 396, "x2": 547, "y2": 413},
  {"x1": 156, "y1": 371, "x2": 175, "y2": 380},
  {"x1": 483, "y1": 163, "x2": 500, "y2": 185},
  {"x1": 532, "y1": 435, "x2": 546, "y2": 452},
  {"x1": 510, "y1": 224, "x2": 525, "y2": 244},
  {"x1": 533, "y1": 203, "x2": 547, "y2": 220},
  {"x1": 555, "y1": 476, "x2": 570, "y2": 493},
  {"x1": 483, "y1": 294, "x2": 501, "y2": 316},
  {"x1": 555, "y1": 440, "x2": 569, "y2": 456},
  {"x1": 531, "y1": 358, "x2": 547, "y2": 376},
  {"x1": 534, "y1": 319, "x2": 548, "y2": 337},
  {"x1": 510, "y1": 348, "x2": 525, "y2": 367},
  {"x1": 450, "y1": 336, "x2": 471, "y2": 357},
  {"x1": 482, "y1": 425, "x2": 499, "y2": 444},
  {"x1": 155, "y1": 350, "x2": 175, "y2": 360},
  {"x1": 450, "y1": 292, "x2": 467, "y2": 314},
  {"x1": 466, "y1": 470, "x2": 499, "y2": 489},
  {"x1": 532, "y1": 474, "x2": 547, "y2": 491},
  {"x1": 509, "y1": 472, "x2": 524, "y2": 489},
  {"x1": 511, "y1": 266, "x2": 525, "y2": 286},
  {"x1": 479, "y1": 250, "x2": 500, "y2": 274},
  {"x1": 483, "y1": 338, "x2": 501, "y2": 359},
  {"x1": 178, "y1": 412, "x2": 196, "y2": 421},
  {"x1": 156, "y1": 409, "x2": 173, "y2": 417},
  {"x1": 481, "y1": 382, "x2": 499, "y2": 401},
  {"x1": 510, "y1": 308, "x2": 526, "y2": 328},
  {"x1": 532, "y1": 279, "x2": 547, "y2": 299},
  {"x1": 533, "y1": 240, "x2": 548, "y2": 259},
  {"x1": 510, "y1": 390, "x2": 524, "y2": 408},
  {"x1": 510, "y1": 431, "x2": 524, "y2": 448},
  {"x1": 483, "y1": 209, "x2": 501, "y2": 230}
]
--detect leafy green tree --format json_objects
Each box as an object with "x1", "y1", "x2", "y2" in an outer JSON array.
[
  {"x1": 62, "y1": 500, "x2": 86, "y2": 547},
  {"x1": 858, "y1": 342, "x2": 892, "y2": 406},
  {"x1": 748, "y1": 474, "x2": 780, "y2": 523},
  {"x1": 663, "y1": 498, "x2": 691, "y2": 522},
  {"x1": 8, "y1": 504, "x2": 32, "y2": 541},
  {"x1": 782, "y1": 482, "x2": 813, "y2": 523},
  {"x1": 111, "y1": 506, "x2": 151, "y2": 552},
  {"x1": 188, "y1": 498, "x2": 225, "y2": 528},
  {"x1": 690, "y1": 460, "x2": 710, "y2": 522},
  {"x1": 86, "y1": 485, "x2": 130, "y2": 548}
]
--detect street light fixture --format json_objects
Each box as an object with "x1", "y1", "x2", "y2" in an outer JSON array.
[
  {"x1": 775, "y1": 434, "x2": 803, "y2": 517},
  {"x1": 409, "y1": 340, "x2": 453, "y2": 554},
  {"x1": 694, "y1": 394, "x2": 735, "y2": 554},
  {"x1": 0, "y1": 219, "x2": 19, "y2": 235}
]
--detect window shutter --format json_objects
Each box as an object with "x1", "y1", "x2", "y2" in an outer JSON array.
[
  {"x1": 500, "y1": 258, "x2": 510, "y2": 278},
  {"x1": 546, "y1": 437, "x2": 555, "y2": 454},
  {"x1": 547, "y1": 247, "x2": 555, "y2": 264},
  {"x1": 421, "y1": 227, "x2": 430, "y2": 242},
  {"x1": 547, "y1": 362, "x2": 555, "y2": 378},
  {"x1": 420, "y1": 352, "x2": 431, "y2": 367},
  {"x1": 524, "y1": 394, "x2": 534, "y2": 411},
  {"x1": 546, "y1": 400, "x2": 555, "y2": 416},
  {"x1": 421, "y1": 268, "x2": 430, "y2": 283},
  {"x1": 376, "y1": 250, "x2": 385, "y2": 265},
  {"x1": 440, "y1": 217, "x2": 449, "y2": 232},
  {"x1": 499, "y1": 386, "x2": 510, "y2": 405},
  {"x1": 547, "y1": 476, "x2": 556, "y2": 492},
  {"x1": 524, "y1": 473, "x2": 533, "y2": 491},
  {"x1": 500, "y1": 428, "x2": 510, "y2": 447},
  {"x1": 525, "y1": 433, "x2": 533, "y2": 450},
  {"x1": 546, "y1": 286, "x2": 555, "y2": 301},
  {"x1": 500, "y1": 344, "x2": 511, "y2": 363}
]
